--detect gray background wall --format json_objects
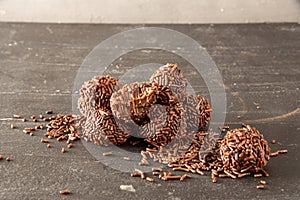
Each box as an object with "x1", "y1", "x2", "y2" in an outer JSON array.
[{"x1": 0, "y1": 0, "x2": 299, "y2": 23}]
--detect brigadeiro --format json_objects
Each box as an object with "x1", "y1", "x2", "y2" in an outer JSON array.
[
  {"x1": 150, "y1": 63, "x2": 187, "y2": 101},
  {"x1": 78, "y1": 75, "x2": 130, "y2": 145},
  {"x1": 218, "y1": 124, "x2": 270, "y2": 176}
]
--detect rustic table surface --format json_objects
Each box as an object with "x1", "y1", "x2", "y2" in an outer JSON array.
[{"x1": 0, "y1": 23, "x2": 299, "y2": 200}]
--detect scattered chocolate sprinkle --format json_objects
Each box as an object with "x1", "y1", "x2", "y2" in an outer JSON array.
[
  {"x1": 41, "y1": 139, "x2": 49, "y2": 143},
  {"x1": 256, "y1": 184, "x2": 264, "y2": 189},
  {"x1": 260, "y1": 180, "x2": 266, "y2": 185},
  {"x1": 13, "y1": 114, "x2": 21, "y2": 119},
  {"x1": 271, "y1": 139, "x2": 276, "y2": 144},
  {"x1": 59, "y1": 189, "x2": 71, "y2": 195},
  {"x1": 146, "y1": 177, "x2": 154, "y2": 182},
  {"x1": 102, "y1": 151, "x2": 112, "y2": 156},
  {"x1": 46, "y1": 110, "x2": 53, "y2": 114},
  {"x1": 123, "y1": 157, "x2": 131, "y2": 161}
]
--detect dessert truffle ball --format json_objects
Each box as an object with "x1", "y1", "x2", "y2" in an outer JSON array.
[
  {"x1": 219, "y1": 124, "x2": 270, "y2": 174},
  {"x1": 78, "y1": 75, "x2": 130, "y2": 145},
  {"x1": 150, "y1": 63, "x2": 187, "y2": 101}
]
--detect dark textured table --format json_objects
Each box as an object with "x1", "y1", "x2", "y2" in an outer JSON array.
[{"x1": 0, "y1": 23, "x2": 299, "y2": 200}]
